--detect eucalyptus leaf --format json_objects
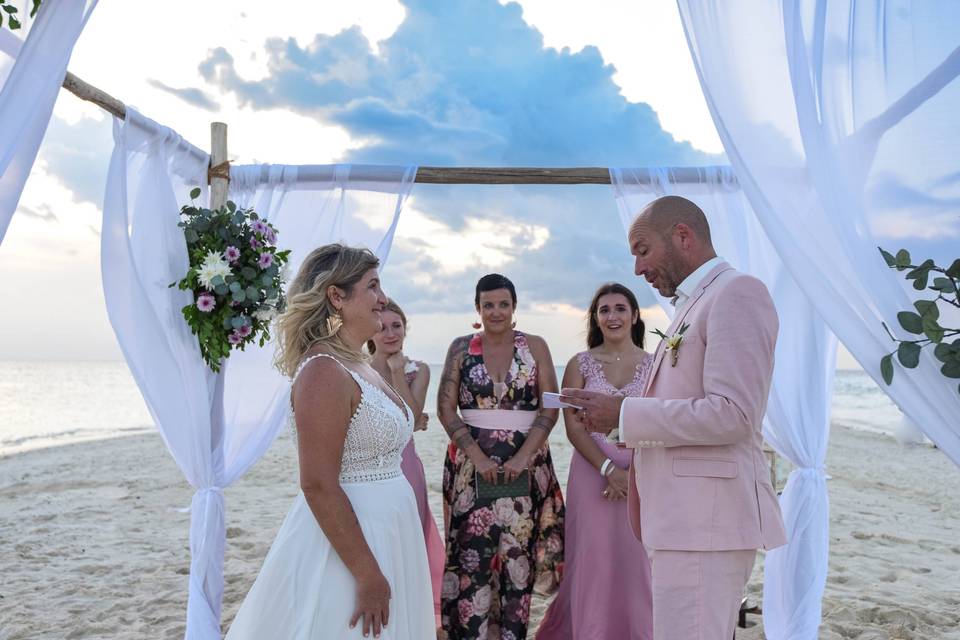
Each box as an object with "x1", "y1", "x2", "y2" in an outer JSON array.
[
  {"x1": 232, "y1": 290, "x2": 246, "y2": 302},
  {"x1": 942, "y1": 360, "x2": 960, "y2": 379},
  {"x1": 894, "y1": 249, "x2": 911, "y2": 269},
  {"x1": 222, "y1": 316, "x2": 233, "y2": 330},
  {"x1": 946, "y1": 259, "x2": 960, "y2": 279},
  {"x1": 190, "y1": 187, "x2": 201, "y2": 199},
  {"x1": 880, "y1": 354, "x2": 894, "y2": 385},
  {"x1": 231, "y1": 316, "x2": 245, "y2": 329},
  {"x1": 914, "y1": 300, "x2": 939, "y2": 320},
  {"x1": 241, "y1": 267, "x2": 257, "y2": 280},
  {"x1": 934, "y1": 342, "x2": 953, "y2": 363},
  {"x1": 229, "y1": 281, "x2": 241, "y2": 293},
  {"x1": 245, "y1": 286, "x2": 260, "y2": 301},
  {"x1": 922, "y1": 318, "x2": 944, "y2": 343},
  {"x1": 897, "y1": 341, "x2": 921, "y2": 368},
  {"x1": 897, "y1": 311, "x2": 923, "y2": 334},
  {"x1": 932, "y1": 277, "x2": 957, "y2": 294}
]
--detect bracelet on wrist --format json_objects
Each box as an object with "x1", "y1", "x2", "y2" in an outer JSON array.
[{"x1": 599, "y1": 458, "x2": 614, "y2": 477}]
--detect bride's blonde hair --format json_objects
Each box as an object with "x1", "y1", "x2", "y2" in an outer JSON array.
[{"x1": 276, "y1": 243, "x2": 380, "y2": 376}]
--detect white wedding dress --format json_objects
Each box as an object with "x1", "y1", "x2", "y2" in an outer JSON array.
[{"x1": 225, "y1": 354, "x2": 435, "y2": 639}]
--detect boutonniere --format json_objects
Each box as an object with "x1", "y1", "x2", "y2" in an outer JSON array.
[{"x1": 653, "y1": 323, "x2": 690, "y2": 367}]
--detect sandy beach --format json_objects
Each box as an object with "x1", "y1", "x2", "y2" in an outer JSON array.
[{"x1": 1, "y1": 421, "x2": 959, "y2": 639}]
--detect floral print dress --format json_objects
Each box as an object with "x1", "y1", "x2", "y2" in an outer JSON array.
[{"x1": 441, "y1": 332, "x2": 565, "y2": 640}]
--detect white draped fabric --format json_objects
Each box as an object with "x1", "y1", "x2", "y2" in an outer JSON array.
[
  {"x1": 676, "y1": 3, "x2": 960, "y2": 466},
  {"x1": 102, "y1": 107, "x2": 415, "y2": 639},
  {"x1": 0, "y1": 0, "x2": 98, "y2": 244},
  {"x1": 611, "y1": 166, "x2": 837, "y2": 640},
  {"x1": 677, "y1": 3, "x2": 960, "y2": 637}
]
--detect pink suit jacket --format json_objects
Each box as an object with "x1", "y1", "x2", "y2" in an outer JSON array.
[{"x1": 623, "y1": 262, "x2": 787, "y2": 552}]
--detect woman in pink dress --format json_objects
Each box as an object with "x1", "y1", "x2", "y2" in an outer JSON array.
[
  {"x1": 536, "y1": 283, "x2": 653, "y2": 640},
  {"x1": 369, "y1": 299, "x2": 446, "y2": 627}
]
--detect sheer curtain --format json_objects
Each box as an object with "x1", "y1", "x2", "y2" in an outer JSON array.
[
  {"x1": 677, "y1": 2, "x2": 960, "y2": 637},
  {"x1": 611, "y1": 166, "x2": 836, "y2": 640},
  {"x1": 102, "y1": 108, "x2": 416, "y2": 639},
  {"x1": 676, "y1": 2, "x2": 960, "y2": 462},
  {"x1": 0, "y1": 0, "x2": 98, "y2": 244}
]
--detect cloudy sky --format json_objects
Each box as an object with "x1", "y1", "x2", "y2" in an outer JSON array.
[{"x1": 1, "y1": 0, "x2": 872, "y2": 366}]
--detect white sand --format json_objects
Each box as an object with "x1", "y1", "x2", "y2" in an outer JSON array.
[{"x1": 1, "y1": 423, "x2": 959, "y2": 639}]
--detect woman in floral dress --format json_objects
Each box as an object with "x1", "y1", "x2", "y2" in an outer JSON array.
[{"x1": 437, "y1": 273, "x2": 565, "y2": 640}]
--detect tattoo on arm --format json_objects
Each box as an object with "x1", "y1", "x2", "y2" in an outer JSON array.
[
  {"x1": 438, "y1": 336, "x2": 470, "y2": 441},
  {"x1": 532, "y1": 414, "x2": 556, "y2": 434},
  {"x1": 454, "y1": 428, "x2": 475, "y2": 450}
]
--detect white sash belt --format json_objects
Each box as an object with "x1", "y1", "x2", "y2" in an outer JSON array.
[{"x1": 461, "y1": 409, "x2": 536, "y2": 432}]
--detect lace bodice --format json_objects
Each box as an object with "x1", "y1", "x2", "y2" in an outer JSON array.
[
  {"x1": 577, "y1": 351, "x2": 652, "y2": 397},
  {"x1": 293, "y1": 354, "x2": 414, "y2": 484},
  {"x1": 577, "y1": 350, "x2": 653, "y2": 443}
]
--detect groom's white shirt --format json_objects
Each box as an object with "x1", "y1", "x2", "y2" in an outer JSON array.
[{"x1": 617, "y1": 256, "x2": 725, "y2": 437}]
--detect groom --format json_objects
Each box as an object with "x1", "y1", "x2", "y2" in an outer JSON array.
[{"x1": 562, "y1": 196, "x2": 787, "y2": 640}]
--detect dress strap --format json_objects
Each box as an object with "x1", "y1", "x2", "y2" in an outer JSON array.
[{"x1": 293, "y1": 352, "x2": 359, "y2": 386}]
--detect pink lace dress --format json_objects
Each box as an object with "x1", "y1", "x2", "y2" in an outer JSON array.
[{"x1": 536, "y1": 351, "x2": 654, "y2": 640}]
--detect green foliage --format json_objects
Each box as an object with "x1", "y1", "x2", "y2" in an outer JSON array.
[
  {"x1": 879, "y1": 247, "x2": 960, "y2": 395},
  {"x1": 0, "y1": 0, "x2": 41, "y2": 31},
  {"x1": 172, "y1": 189, "x2": 291, "y2": 372}
]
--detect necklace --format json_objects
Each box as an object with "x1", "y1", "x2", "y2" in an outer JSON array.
[{"x1": 597, "y1": 347, "x2": 632, "y2": 363}]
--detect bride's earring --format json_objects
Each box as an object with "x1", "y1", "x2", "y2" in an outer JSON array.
[
  {"x1": 472, "y1": 316, "x2": 482, "y2": 330},
  {"x1": 511, "y1": 315, "x2": 517, "y2": 329},
  {"x1": 326, "y1": 310, "x2": 343, "y2": 335}
]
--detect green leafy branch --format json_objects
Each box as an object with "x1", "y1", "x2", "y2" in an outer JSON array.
[
  {"x1": 0, "y1": 0, "x2": 42, "y2": 31},
  {"x1": 879, "y1": 248, "x2": 960, "y2": 395}
]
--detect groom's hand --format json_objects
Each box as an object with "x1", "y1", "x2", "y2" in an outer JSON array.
[{"x1": 559, "y1": 388, "x2": 623, "y2": 435}]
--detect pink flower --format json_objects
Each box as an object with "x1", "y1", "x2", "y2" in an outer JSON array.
[
  {"x1": 507, "y1": 556, "x2": 531, "y2": 589},
  {"x1": 258, "y1": 252, "x2": 274, "y2": 269},
  {"x1": 196, "y1": 293, "x2": 216, "y2": 312},
  {"x1": 466, "y1": 507, "x2": 496, "y2": 536},
  {"x1": 457, "y1": 599, "x2": 474, "y2": 623},
  {"x1": 237, "y1": 323, "x2": 253, "y2": 337},
  {"x1": 252, "y1": 220, "x2": 269, "y2": 235},
  {"x1": 224, "y1": 246, "x2": 240, "y2": 263},
  {"x1": 249, "y1": 235, "x2": 261, "y2": 249},
  {"x1": 468, "y1": 334, "x2": 483, "y2": 356},
  {"x1": 228, "y1": 331, "x2": 243, "y2": 345}
]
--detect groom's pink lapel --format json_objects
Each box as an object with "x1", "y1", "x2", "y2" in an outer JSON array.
[{"x1": 642, "y1": 263, "x2": 733, "y2": 397}]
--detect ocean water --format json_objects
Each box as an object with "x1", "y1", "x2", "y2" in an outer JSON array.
[{"x1": 0, "y1": 361, "x2": 904, "y2": 458}]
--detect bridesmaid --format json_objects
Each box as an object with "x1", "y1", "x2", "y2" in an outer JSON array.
[
  {"x1": 438, "y1": 273, "x2": 565, "y2": 640},
  {"x1": 536, "y1": 283, "x2": 654, "y2": 640},
  {"x1": 369, "y1": 299, "x2": 446, "y2": 627}
]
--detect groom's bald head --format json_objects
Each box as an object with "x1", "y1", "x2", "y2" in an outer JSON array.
[
  {"x1": 634, "y1": 196, "x2": 712, "y2": 245},
  {"x1": 628, "y1": 196, "x2": 717, "y2": 298}
]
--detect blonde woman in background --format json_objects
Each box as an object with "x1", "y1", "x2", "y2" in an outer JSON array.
[
  {"x1": 369, "y1": 299, "x2": 446, "y2": 627},
  {"x1": 226, "y1": 244, "x2": 433, "y2": 640}
]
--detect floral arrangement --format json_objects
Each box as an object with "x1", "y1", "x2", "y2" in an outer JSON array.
[{"x1": 172, "y1": 188, "x2": 290, "y2": 372}]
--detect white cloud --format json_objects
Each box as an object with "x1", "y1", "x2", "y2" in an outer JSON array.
[
  {"x1": 507, "y1": 0, "x2": 722, "y2": 154},
  {"x1": 394, "y1": 204, "x2": 549, "y2": 274}
]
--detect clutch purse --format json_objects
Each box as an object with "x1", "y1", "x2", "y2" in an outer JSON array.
[{"x1": 475, "y1": 469, "x2": 530, "y2": 501}]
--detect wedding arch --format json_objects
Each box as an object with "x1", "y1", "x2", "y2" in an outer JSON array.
[{"x1": 2, "y1": 3, "x2": 959, "y2": 640}]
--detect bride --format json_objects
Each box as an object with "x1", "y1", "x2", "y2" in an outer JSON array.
[{"x1": 226, "y1": 244, "x2": 434, "y2": 639}]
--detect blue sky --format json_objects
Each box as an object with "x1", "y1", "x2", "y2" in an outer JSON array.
[{"x1": 4, "y1": 0, "x2": 935, "y2": 366}]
